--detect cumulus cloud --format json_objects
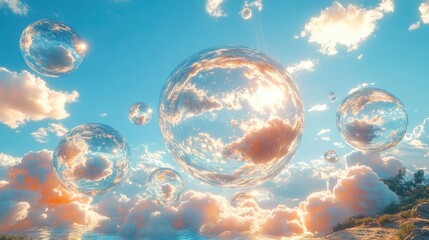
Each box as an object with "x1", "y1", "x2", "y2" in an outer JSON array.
[
  {"x1": 73, "y1": 154, "x2": 113, "y2": 181},
  {"x1": 308, "y1": 104, "x2": 328, "y2": 112},
  {"x1": 0, "y1": 0, "x2": 28, "y2": 15},
  {"x1": 300, "y1": 0, "x2": 394, "y2": 55},
  {"x1": 31, "y1": 123, "x2": 68, "y2": 143},
  {"x1": 0, "y1": 150, "x2": 105, "y2": 232},
  {"x1": 0, "y1": 152, "x2": 20, "y2": 167},
  {"x1": 286, "y1": 59, "x2": 318, "y2": 75},
  {"x1": 346, "y1": 151, "x2": 403, "y2": 179},
  {"x1": 300, "y1": 165, "x2": 398, "y2": 235},
  {"x1": 244, "y1": 0, "x2": 262, "y2": 12},
  {"x1": 421, "y1": 1, "x2": 429, "y2": 24},
  {"x1": 0, "y1": 68, "x2": 78, "y2": 128},
  {"x1": 343, "y1": 118, "x2": 382, "y2": 145},
  {"x1": 206, "y1": 0, "x2": 226, "y2": 18}
]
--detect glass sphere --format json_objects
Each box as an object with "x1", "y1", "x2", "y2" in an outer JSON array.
[
  {"x1": 328, "y1": 92, "x2": 337, "y2": 102},
  {"x1": 146, "y1": 168, "x2": 184, "y2": 207},
  {"x1": 128, "y1": 102, "x2": 152, "y2": 126},
  {"x1": 240, "y1": 7, "x2": 252, "y2": 20},
  {"x1": 20, "y1": 19, "x2": 86, "y2": 77},
  {"x1": 336, "y1": 88, "x2": 408, "y2": 152},
  {"x1": 53, "y1": 123, "x2": 131, "y2": 196},
  {"x1": 159, "y1": 46, "x2": 304, "y2": 188},
  {"x1": 324, "y1": 150, "x2": 339, "y2": 163}
]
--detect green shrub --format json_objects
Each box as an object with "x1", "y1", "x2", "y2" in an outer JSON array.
[
  {"x1": 397, "y1": 223, "x2": 415, "y2": 240},
  {"x1": 400, "y1": 210, "x2": 413, "y2": 219},
  {"x1": 378, "y1": 214, "x2": 393, "y2": 224}
]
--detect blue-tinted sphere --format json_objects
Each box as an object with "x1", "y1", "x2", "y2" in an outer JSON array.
[
  {"x1": 128, "y1": 102, "x2": 152, "y2": 126},
  {"x1": 146, "y1": 168, "x2": 184, "y2": 207},
  {"x1": 53, "y1": 123, "x2": 131, "y2": 196},
  {"x1": 20, "y1": 19, "x2": 86, "y2": 77},
  {"x1": 159, "y1": 46, "x2": 304, "y2": 188},
  {"x1": 336, "y1": 88, "x2": 408, "y2": 152}
]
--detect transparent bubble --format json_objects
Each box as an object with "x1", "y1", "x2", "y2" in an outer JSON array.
[
  {"x1": 159, "y1": 46, "x2": 304, "y2": 188},
  {"x1": 146, "y1": 168, "x2": 184, "y2": 206},
  {"x1": 231, "y1": 192, "x2": 258, "y2": 208},
  {"x1": 20, "y1": 19, "x2": 86, "y2": 77},
  {"x1": 128, "y1": 102, "x2": 153, "y2": 126},
  {"x1": 336, "y1": 88, "x2": 407, "y2": 152},
  {"x1": 328, "y1": 92, "x2": 337, "y2": 102},
  {"x1": 240, "y1": 7, "x2": 252, "y2": 20},
  {"x1": 53, "y1": 123, "x2": 131, "y2": 196},
  {"x1": 324, "y1": 150, "x2": 339, "y2": 163}
]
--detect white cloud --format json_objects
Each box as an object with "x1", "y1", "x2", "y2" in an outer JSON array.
[
  {"x1": 0, "y1": 0, "x2": 28, "y2": 15},
  {"x1": 357, "y1": 54, "x2": 363, "y2": 59},
  {"x1": 408, "y1": 21, "x2": 421, "y2": 31},
  {"x1": 206, "y1": 0, "x2": 226, "y2": 18},
  {"x1": 300, "y1": 0, "x2": 394, "y2": 55},
  {"x1": 0, "y1": 68, "x2": 78, "y2": 128},
  {"x1": 346, "y1": 151, "x2": 403, "y2": 179},
  {"x1": 286, "y1": 59, "x2": 318, "y2": 75},
  {"x1": 308, "y1": 104, "x2": 328, "y2": 112},
  {"x1": 0, "y1": 152, "x2": 20, "y2": 167},
  {"x1": 100, "y1": 113, "x2": 108, "y2": 117},
  {"x1": 244, "y1": 0, "x2": 262, "y2": 12},
  {"x1": 333, "y1": 142, "x2": 346, "y2": 148},
  {"x1": 317, "y1": 128, "x2": 331, "y2": 136},
  {"x1": 420, "y1": 1, "x2": 429, "y2": 24},
  {"x1": 31, "y1": 123, "x2": 68, "y2": 143}
]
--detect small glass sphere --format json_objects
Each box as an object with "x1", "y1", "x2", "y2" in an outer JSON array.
[
  {"x1": 159, "y1": 46, "x2": 304, "y2": 188},
  {"x1": 230, "y1": 192, "x2": 258, "y2": 208},
  {"x1": 240, "y1": 7, "x2": 253, "y2": 20},
  {"x1": 53, "y1": 123, "x2": 131, "y2": 196},
  {"x1": 336, "y1": 88, "x2": 408, "y2": 152},
  {"x1": 128, "y1": 102, "x2": 153, "y2": 126},
  {"x1": 146, "y1": 168, "x2": 184, "y2": 207},
  {"x1": 324, "y1": 150, "x2": 339, "y2": 163},
  {"x1": 328, "y1": 92, "x2": 337, "y2": 102},
  {"x1": 20, "y1": 19, "x2": 86, "y2": 77}
]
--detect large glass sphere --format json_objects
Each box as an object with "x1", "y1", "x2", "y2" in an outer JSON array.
[
  {"x1": 159, "y1": 46, "x2": 304, "y2": 188},
  {"x1": 53, "y1": 123, "x2": 131, "y2": 196},
  {"x1": 146, "y1": 168, "x2": 184, "y2": 207},
  {"x1": 336, "y1": 88, "x2": 408, "y2": 152},
  {"x1": 20, "y1": 19, "x2": 86, "y2": 77}
]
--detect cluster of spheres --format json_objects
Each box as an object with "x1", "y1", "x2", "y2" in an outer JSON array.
[
  {"x1": 129, "y1": 102, "x2": 153, "y2": 126},
  {"x1": 146, "y1": 168, "x2": 184, "y2": 206},
  {"x1": 336, "y1": 88, "x2": 408, "y2": 152},
  {"x1": 159, "y1": 46, "x2": 304, "y2": 188},
  {"x1": 20, "y1": 19, "x2": 86, "y2": 77},
  {"x1": 53, "y1": 123, "x2": 132, "y2": 196},
  {"x1": 324, "y1": 150, "x2": 339, "y2": 163},
  {"x1": 240, "y1": 7, "x2": 252, "y2": 20}
]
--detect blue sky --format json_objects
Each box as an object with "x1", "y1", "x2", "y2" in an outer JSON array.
[{"x1": 1, "y1": 0, "x2": 429, "y2": 238}]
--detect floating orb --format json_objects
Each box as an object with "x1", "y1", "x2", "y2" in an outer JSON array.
[
  {"x1": 159, "y1": 46, "x2": 304, "y2": 188},
  {"x1": 53, "y1": 123, "x2": 131, "y2": 196},
  {"x1": 20, "y1": 19, "x2": 86, "y2": 77},
  {"x1": 324, "y1": 150, "x2": 339, "y2": 163},
  {"x1": 328, "y1": 92, "x2": 337, "y2": 102},
  {"x1": 231, "y1": 192, "x2": 258, "y2": 208},
  {"x1": 240, "y1": 7, "x2": 252, "y2": 20},
  {"x1": 146, "y1": 168, "x2": 184, "y2": 206},
  {"x1": 336, "y1": 88, "x2": 407, "y2": 152},
  {"x1": 128, "y1": 102, "x2": 153, "y2": 126}
]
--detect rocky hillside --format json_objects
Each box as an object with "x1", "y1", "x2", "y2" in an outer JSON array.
[{"x1": 311, "y1": 202, "x2": 429, "y2": 240}]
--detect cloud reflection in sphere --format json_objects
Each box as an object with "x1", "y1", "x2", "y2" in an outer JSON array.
[
  {"x1": 324, "y1": 150, "x2": 339, "y2": 163},
  {"x1": 336, "y1": 88, "x2": 408, "y2": 152},
  {"x1": 20, "y1": 19, "x2": 86, "y2": 77},
  {"x1": 159, "y1": 46, "x2": 304, "y2": 188},
  {"x1": 53, "y1": 123, "x2": 131, "y2": 196},
  {"x1": 146, "y1": 168, "x2": 184, "y2": 207},
  {"x1": 128, "y1": 102, "x2": 153, "y2": 126},
  {"x1": 231, "y1": 191, "x2": 258, "y2": 208}
]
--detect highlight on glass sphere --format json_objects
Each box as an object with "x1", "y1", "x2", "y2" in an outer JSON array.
[
  {"x1": 53, "y1": 123, "x2": 132, "y2": 196},
  {"x1": 159, "y1": 46, "x2": 304, "y2": 188},
  {"x1": 336, "y1": 87, "x2": 408, "y2": 152},
  {"x1": 128, "y1": 102, "x2": 153, "y2": 126},
  {"x1": 20, "y1": 19, "x2": 87, "y2": 77},
  {"x1": 240, "y1": 7, "x2": 252, "y2": 20},
  {"x1": 145, "y1": 168, "x2": 184, "y2": 207},
  {"x1": 324, "y1": 150, "x2": 339, "y2": 163}
]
